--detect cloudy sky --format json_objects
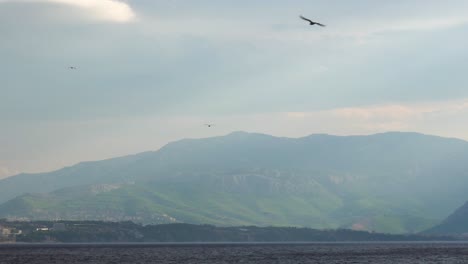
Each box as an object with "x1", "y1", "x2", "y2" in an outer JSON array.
[{"x1": 2, "y1": 0, "x2": 468, "y2": 178}]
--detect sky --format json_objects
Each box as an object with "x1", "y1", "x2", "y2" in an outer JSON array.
[{"x1": 2, "y1": 0, "x2": 468, "y2": 178}]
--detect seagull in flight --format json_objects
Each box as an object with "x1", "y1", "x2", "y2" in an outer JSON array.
[
  {"x1": 299, "y1": 15, "x2": 326, "y2": 27},
  {"x1": 69, "y1": 66, "x2": 78, "y2": 70},
  {"x1": 204, "y1": 124, "x2": 214, "y2": 128}
]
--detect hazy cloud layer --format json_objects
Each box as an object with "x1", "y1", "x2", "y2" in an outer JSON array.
[
  {"x1": 2, "y1": 0, "x2": 468, "y2": 176},
  {"x1": 3, "y1": 98, "x2": 468, "y2": 177},
  {"x1": 0, "y1": 166, "x2": 19, "y2": 179}
]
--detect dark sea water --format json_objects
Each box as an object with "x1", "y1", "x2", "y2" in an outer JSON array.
[{"x1": 1, "y1": 242, "x2": 467, "y2": 263}]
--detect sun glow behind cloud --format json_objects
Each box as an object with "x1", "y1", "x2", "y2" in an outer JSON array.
[{"x1": 0, "y1": 0, "x2": 135, "y2": 22}]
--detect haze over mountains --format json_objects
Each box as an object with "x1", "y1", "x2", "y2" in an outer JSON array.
[
  {"x1": 425, "y1": 201, "x2": 468, "y2": 236},
  {"x1": 1, "y1": 131, "x2": 467, "y2": 234}
]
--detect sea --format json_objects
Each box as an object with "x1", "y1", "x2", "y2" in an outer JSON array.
[{"x1": 1, "y1": 242, "x2": 467, "y2": 263}]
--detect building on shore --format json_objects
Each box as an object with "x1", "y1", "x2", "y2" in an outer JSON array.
[{"x1": 0, "y1": 225, "x2": 19, "y2": 243}]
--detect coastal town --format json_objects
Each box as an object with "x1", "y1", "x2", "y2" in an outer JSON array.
[
  {"x1": 0, "y1": 220, "x2": 66, "y2": 243},
  {"x1": 0, "y1": 223, "x2": 21, "y2": 243}
]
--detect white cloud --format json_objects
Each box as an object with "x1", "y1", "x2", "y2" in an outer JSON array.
[
  {"x1": 367, "y1": 17, "x2": 468, "y2": 36},
  {"x1": 390, "y1": 17, "x2": 468, "y2": 32},
  {"x1": 136, "y1": 9, "x2": 468, "y2": 48},
  {"x1": 0, "y1": 0, "x2": 135, "y2": 22},
  {"x1": 284, "y1": 99, "x2": 468, "y2": 138}
]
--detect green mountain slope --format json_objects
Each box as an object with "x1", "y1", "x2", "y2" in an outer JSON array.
[{"x1": 1, "y1": 131, "x2": 468, "y2": 233}]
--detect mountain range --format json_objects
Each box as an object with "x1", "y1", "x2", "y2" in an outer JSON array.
[{"x1": 1, "y1": 131, "x2": 468, "y2": 234}]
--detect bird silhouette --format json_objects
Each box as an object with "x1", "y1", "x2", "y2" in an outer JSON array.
[
  {"x1": 69, "y1": 66, "x2": 77, "y2": 70},
  {"x1": 205, "y1": 124, "x2": 214, "y2": 128},
  {"x1": 300, "y1": 15, "x2": 326, "y2": 27}
]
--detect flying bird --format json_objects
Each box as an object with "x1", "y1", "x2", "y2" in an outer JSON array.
[
  {"x1": 204, "y1": 124, "x2": 214, "y2": 128},
  {"x1": 69, "y1": 66, "x2": 77, "y2": 70},
  {"x1": 299, "y1": 15, "x2": 326, "y2": 27}
]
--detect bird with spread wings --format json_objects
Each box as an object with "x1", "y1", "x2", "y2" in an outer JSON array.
[{"x1": 300, "y1": 15, "x2": 326, "y2": 27}]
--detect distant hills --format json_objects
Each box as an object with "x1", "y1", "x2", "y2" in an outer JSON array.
[
  {"x1": 424, "y1": 201, "x2": 468, "y2": 236},
  {"x1": 1, "y1": 131, "x2": 468, "y2": 234}
]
